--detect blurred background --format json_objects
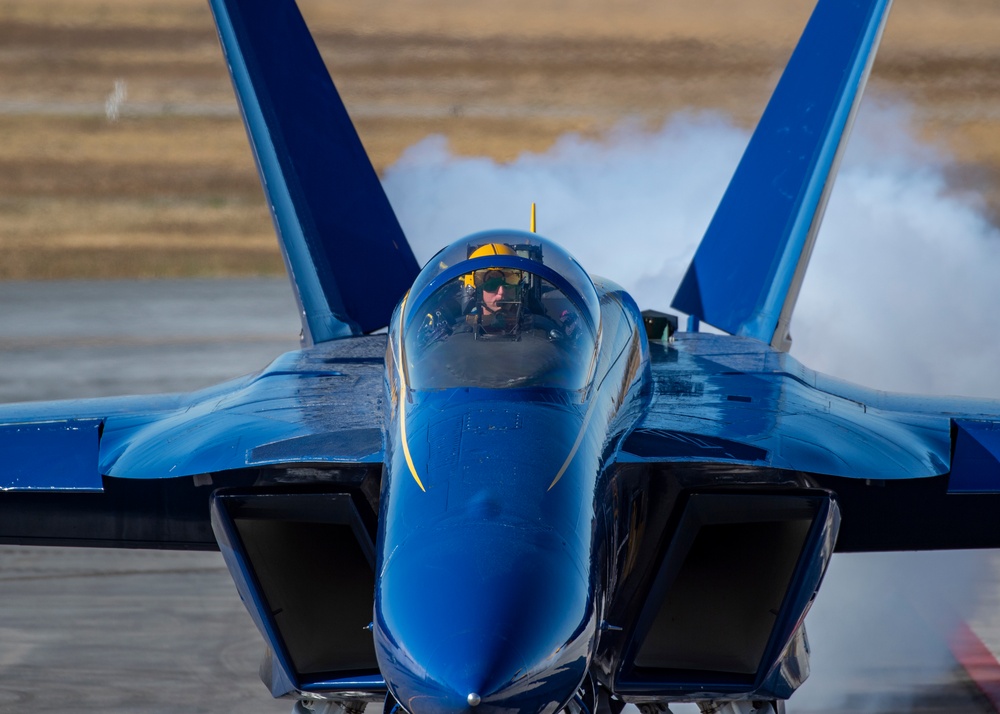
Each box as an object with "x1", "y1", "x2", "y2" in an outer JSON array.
[{"x1": 1, "y1": 0, "x2": 997, "y2": 280}]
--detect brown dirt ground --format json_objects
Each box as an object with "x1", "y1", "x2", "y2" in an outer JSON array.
[{"x1": 1, "y1": 0, "x2": 998, "y2": 278}]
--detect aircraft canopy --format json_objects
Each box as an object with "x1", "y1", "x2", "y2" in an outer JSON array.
[{"x1": 401, "y1": 231, "x2": 600, "y2": 390}]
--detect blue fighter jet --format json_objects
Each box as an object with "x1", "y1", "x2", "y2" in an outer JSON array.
[{"x1": 3, "y1": 1, "x2": 1000, "y2": 713}]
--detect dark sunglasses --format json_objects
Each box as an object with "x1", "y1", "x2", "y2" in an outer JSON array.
[{"x1": 478, "y1": 270, "x2": 522, "y2": 293}]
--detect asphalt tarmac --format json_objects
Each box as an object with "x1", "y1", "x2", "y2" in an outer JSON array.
[
  {"x1": 0, "y1": 279, "x2": 999, "y2": 714},
  {"x1": 0, "y1": 279, "x2": 299, "y2": 714}
]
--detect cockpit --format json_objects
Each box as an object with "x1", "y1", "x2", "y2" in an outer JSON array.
[{"x1": 400, "y1": 230, "x2": 601, "y2": 391}]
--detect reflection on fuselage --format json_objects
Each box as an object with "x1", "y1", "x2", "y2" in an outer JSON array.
[{"x1": 376, "y1": 231, "x2": 651, "y2": 714}]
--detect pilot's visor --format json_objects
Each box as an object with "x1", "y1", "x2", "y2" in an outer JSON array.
[{"x1": 477, "y1": 269, "x2": 522, "y2": 292}]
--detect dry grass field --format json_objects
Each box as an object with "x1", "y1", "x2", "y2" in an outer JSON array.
[{"x1": 0, "y1": 0, "x2": 998, "y2": 278}]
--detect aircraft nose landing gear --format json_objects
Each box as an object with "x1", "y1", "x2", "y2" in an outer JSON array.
[{"x1": 294, "y1": 700, "x2": 370, "y2": 714}]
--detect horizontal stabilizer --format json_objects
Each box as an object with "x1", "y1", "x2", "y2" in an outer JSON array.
[
  {"x1": 672, "y1": 0, "x2": 892, "y2": 349},
  {"x1": 209, "y1": 0, "x2": 419, "y2": 342}
]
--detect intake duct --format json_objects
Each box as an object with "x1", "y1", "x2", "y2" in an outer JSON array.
[
  {"x1": 614, "y1": 490, "x2": 839, "y2": 698},
  {"x1": 210, "y1": 487, "x2": 383, "y2": 697}
]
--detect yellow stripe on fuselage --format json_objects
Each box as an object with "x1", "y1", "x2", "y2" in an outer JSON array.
[
  {"x1": 548, "y1": 397, "x2": 598, "y2": 491},
  {"x1": 396, "y1": 294, "x2": 426, "y2": 493}
]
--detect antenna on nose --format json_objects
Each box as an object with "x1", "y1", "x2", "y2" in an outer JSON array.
[{"x1": 530, "y1": 202, "x2": 537, "y2": 233}]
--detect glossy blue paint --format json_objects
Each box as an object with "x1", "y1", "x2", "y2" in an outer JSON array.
[
  {"x1": 208, "y1": 0, "x2": 418, "y2": 342},
  {"x1": 629, "y1": 334, "x2": 959, "y2": 480},
  {"x1": 0, "y1": 419, "x2": 102, "y2": 491},
  {"x1": 374, "y1": 234, "x2": 648, "y2": 714},
  {"x1": 299, "y1": 674, "x2": 387, "y2": 694},
  {"x1": 673, "y1": 0, "x2": 892, "y2": 348},
  {"x1": 756, "y1": 496, "x2": 840, "y2": 699},
  {"x1": 950, "y1": 420, "x2": 1000, "y2": 493},
  {"x1": 98, "y1": 337, "x2": 387, "y2": 478},
  {"x1": 211, "y1": 493, "x2": 300, "y2": 698},
  {"x1": 375, "y1": 511, "x2": 595, "y2": 714}
]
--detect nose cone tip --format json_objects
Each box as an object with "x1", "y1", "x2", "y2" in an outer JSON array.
[{"x1": 467, "y1": 693, "x2": 481, "y2": 707}]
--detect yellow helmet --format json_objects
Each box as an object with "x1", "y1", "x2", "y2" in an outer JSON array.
[{"x1": 462, "y1": 243, "x2": 516, "y2": 287}]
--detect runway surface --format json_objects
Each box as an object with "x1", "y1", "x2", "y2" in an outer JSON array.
[{"x1": 1, "y1": 279, "x2": 999, "y2": 714}]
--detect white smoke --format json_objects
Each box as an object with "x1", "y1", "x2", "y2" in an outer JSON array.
[
  {"x1": 383, "y1": 99, "x2": 1000, "y2": 399},
  {"x1": 797, "y1": 100, "x2": 1000, "y2": 398},
  {"x1": 384, "y1": 113, "x2": 744, "y2": 314},
  {"x1": 793, "y1": 549, "x2": 993, "y2": 713}
]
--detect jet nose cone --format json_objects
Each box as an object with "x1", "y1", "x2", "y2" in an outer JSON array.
[{"x1": 375, "y1": 522, "x2": 595, "y2": 714}]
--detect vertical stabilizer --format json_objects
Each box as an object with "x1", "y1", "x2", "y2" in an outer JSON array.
[
  {"x1": 209, "y1": 0, "x2": 420, "y2": 343},
  {"x1": 671, "y1": 0, "x2": 893, "y2": 350}
]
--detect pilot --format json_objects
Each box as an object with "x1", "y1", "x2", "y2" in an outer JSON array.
[
  {"x1": 416, "y1": 243, "x2": 521, "y2": 346},
  {"x1": 461, "y1": 242, "x2": 570, "y2": 340},
  {"x1": 474, "y1": 268, "x2": 522, "y2": 335}
]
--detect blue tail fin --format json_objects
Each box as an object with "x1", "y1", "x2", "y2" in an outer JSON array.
[
  {"x1": 671, "y1": 0, "x2": 893, "y2": 350},
  {"x1": 208, "y1": 0, "x2": 420, "y2": 343}
]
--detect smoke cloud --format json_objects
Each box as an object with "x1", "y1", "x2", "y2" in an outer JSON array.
[{"x1": 383, "y1": 99, "x2": 1000, "y2": 399}]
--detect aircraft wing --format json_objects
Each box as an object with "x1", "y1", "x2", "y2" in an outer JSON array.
[
  {"x1": 622, "y1": 334, "x2": 1000, "y2": 552},
  {"x1": 0, "y1": 336, "x2": 386, "y2": 549},
  {"x1": 0, "y1": 334, "x2": 388, "y2": 696}
]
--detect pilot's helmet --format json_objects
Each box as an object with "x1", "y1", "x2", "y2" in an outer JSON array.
[
  {"x1": 462, "y1": 243, "x2": 516, "y2": 288},
  {"x1": 470, "y1": 242, "x2": 515, "y2": 259}
]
